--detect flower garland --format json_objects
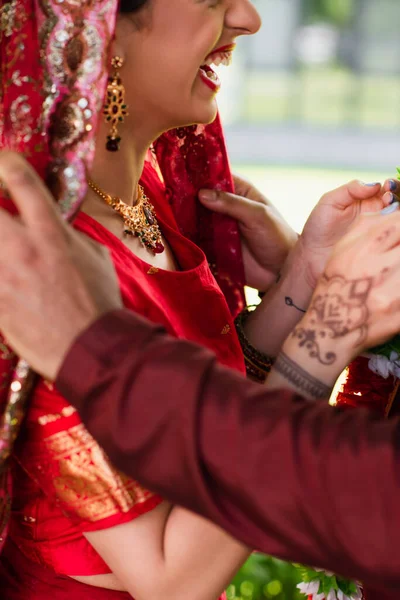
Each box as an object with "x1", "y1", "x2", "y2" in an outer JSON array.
[{"x1": 296, "y1": 567, "x2": 363, "y2": 600}]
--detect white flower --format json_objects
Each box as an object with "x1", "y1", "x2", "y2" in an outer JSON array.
[
  {"x1": 297, "y1": 582, "x2": 363, "y2": 600},
  {"x1": 351, "y1": 585, "x2": 363, "y2": 600},
  {"x1": 367, "y1": 352, "x2": 400, "y2": 379},
  {"x1": 298, "y1": 581, "x2": 320, "y2": 595},
  {"x1": 297, "y1": 581, "x2": 335, "y2": 600}
]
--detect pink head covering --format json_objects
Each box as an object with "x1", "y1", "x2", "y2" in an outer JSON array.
[{"x1": 0, "y1": 0, "x2": 118, "y2": 550}]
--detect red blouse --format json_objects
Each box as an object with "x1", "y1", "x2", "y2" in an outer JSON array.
[{"x1": 1, "y1": 168, "x2": 245, "y2": 595}]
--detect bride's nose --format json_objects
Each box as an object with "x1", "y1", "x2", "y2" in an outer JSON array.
[{"x1": 226, "y1": 0, "x2": 262, "y2": 37}]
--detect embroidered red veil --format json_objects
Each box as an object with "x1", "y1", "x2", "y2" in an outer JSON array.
[{"x1": 0, "y1": 0, "x2": 246, "y2": 551}]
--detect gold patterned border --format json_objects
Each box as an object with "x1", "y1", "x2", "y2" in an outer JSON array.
[{"x1": 44, "y1": 423, "x2": 154, "y2": 522}]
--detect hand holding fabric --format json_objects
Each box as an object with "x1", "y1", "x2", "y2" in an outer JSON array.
[
  {"x1": 0, "y1": 151, "x2": 122, "y2": 381},
  {"x1": 199, "y1": 173, "x2": 298, "y2": 291}
]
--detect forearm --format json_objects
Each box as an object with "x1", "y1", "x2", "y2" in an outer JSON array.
[
  {"x1": 58, "y1": 309, "x2": 400, "y2": 590},
  {"x1": 244, "y1": 243, "x2": 314, "y2": 356},
  {"x1": 160, "y1": 506, "x2": 250, "y2": 600},
  {"x1": 86, "y1": 501, "x2": 250, "y2": 600}
]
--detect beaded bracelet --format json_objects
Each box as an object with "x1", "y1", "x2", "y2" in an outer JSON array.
[{"x1": 235, "y1": 307, "x2": 274, "y2": 383}]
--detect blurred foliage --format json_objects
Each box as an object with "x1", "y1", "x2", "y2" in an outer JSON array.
[
  {"x1": 243, "y1": 68, "x2": 400, "y2": 129},
  {"x1": 304, "y1": 0, "x2": 354, "y2": 25},
  {"x1": 229, "y1": 554, "x2": 303, "y2": 600}
]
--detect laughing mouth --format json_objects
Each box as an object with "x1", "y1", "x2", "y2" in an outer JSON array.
[
  {"x1": 199, "y1": 65, "x2": 221, "y2": 89},
  {"x1": 204, "y1": 49, "x2": 234, "y2": 67},
  {"x1": 199, "y1": 44, "x2": 236, "y2": 91}
]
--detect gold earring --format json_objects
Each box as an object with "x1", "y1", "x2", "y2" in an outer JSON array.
[{"x1": 103, "y1": 56, "x2": 129, "y2": 152}]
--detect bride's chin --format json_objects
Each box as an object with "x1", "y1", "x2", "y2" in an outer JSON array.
[
  {"x1": 166, "y1": 105, "x2": 218, "y2": 131},
  {"x1": 190, "y1": 100, "x2": 218, "y2": 126},
  {"x1": 161, "y1": 94, "x2": 219, "y2": 131}
]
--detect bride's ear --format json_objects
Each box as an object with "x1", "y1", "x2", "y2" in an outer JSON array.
[{"x1": 108, "y1": 36, "x2": 126, "y2": 67}]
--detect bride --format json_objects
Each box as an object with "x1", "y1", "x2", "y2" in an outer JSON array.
[
  {"x1": 0, "y1": 0, "x2": 398, "y2": 599},
  {"x1": 0, "y1": 1, "x2": 279, "y2": 598}
]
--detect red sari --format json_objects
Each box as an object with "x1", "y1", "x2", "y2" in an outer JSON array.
[{"x1": 0, "y1": 163, "x2": 246, "y2": 597}]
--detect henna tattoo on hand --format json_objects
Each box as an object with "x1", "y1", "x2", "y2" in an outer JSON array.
[
  {"x1": 274, "y1": 352, "x2": 332, "y2": 400},
  {"x1": 376, "y1": 228, "x2": 395, "y2": 244},
  {"x1": 292, "y1": 327, "x2": 336, "y2": 365},
  {"x1": 285, "y1": 296, "x2": 306, "y2": 313},
  {"x1": 292, "y1": 274, "x2": 373, "y2": 365}
]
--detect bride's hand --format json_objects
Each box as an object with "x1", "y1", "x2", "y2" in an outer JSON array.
[
  {"x1": 297, "y1": 178, "x2": 400, "y2": 290},
  {"x1": 198, "y1": 174, "x2": 298, "y2": 291},
  {"x1": 271, "y1": 209, "x2": 400, "y2": 399}
]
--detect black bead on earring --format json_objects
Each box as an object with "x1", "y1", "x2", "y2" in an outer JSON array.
[{"x1": 103, "y1": 56, "x2": 129, "y2": 152}]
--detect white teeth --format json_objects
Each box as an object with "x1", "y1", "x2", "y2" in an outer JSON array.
[
  {"x1": 223, "y1": 53, "x2": 233, "y2": 66},
  {"x1": 200, "y1": 67, "x2": 220, "y2": 84},
  {"x1": 203, "y1": 51, "x2": 233, "y2": 69}
]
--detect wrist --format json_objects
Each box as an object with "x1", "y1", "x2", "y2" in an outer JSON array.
[
  {"x1": 279, "y1": 240, "x2": 315, "y2": 305},
  {"x1": 290, "y1": 234, "x2": 327, "y2": 294},
  {"x1": 282, "y1": 331, "x2": 348, "y2": 390},
  {"x1": 268, "y1": 349, "x2": 334, "y2": 401},
  {"x1": 266, "y1": 336, "x2": 343, "y2": 402},
  {"x1": 242, "y1": 249, "x2": 315, "y2": 357},
  {"x1": 267, "y1": 314, "x2": 355, "y2": 400}
]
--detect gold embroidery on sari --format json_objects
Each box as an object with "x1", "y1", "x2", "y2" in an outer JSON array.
[
  {"x1": 37, "y1": 405, "x2": 76, "y2": 426},
  {"x1": 0, "y1": 341, "x2": 14, "y2": 361},
  {"x1": 0, "y1": 1, "x2": 17, "y2": 38},
  {"x1": 0, "y1": 361, "x2": 35, "y2": 465},
  {"x1": 10, "y1": 95, "x2": 34, "y2": 143},
  {"x1": 38, "y1": 0, "x2": 108, "y2": 215},
  {"x1": 44, "y1": 424, "x2": 153, "y2": 521}
]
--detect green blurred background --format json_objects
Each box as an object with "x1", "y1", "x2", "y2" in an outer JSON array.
[{"x1": 220, "y1": 0, "x2": 400, "y2": 597}]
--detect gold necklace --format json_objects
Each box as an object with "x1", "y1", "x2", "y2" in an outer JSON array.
[{"x1": 87, "y1": 179, "x2": 165, "y2": 255}]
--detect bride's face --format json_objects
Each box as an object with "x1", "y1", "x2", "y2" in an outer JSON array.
[{"x1": 116, "y1": 0, "x2": 261, "y2": 135}]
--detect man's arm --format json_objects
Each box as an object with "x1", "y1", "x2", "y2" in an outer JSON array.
[
  {"x1": 2, "y1": 152, "x2": 400, "y2": 590},
  {"x1": 57, "y1": 308, "x2": 400, "y2": 591}
]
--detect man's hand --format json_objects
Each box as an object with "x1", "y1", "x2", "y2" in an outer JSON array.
[
  {"x1": 298, "y1": 179, "x2": 400, "y2": 290},
  {"x1": 199, "y1": 174, "x2": 298, "y2": 291},
  {"x1": 0, "y1": 152, "x2": 122, "y2": 380}
]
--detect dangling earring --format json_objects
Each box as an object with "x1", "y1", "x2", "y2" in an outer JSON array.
[{"x1": 103, "y1": 56, "x2": 129, "y2": 152}]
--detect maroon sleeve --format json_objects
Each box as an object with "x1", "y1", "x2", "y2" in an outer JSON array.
[{"x1": 57, "y1": 309, "x2": 400, "y2": 590}]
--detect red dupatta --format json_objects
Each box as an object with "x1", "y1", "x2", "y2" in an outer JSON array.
[
  {"x1": 154, "y1": 118, "x2": 246, "y2": 315},
  {"x1": 0, "y1": 0, "x2": 246, "y2": 551},
  {"x1": 0, "y1": 0, "x2": 119, "y2": 551}
]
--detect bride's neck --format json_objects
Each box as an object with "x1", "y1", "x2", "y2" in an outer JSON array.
[{"x1": 88, "y1": 122, "x2": 154, "y2": 206}]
